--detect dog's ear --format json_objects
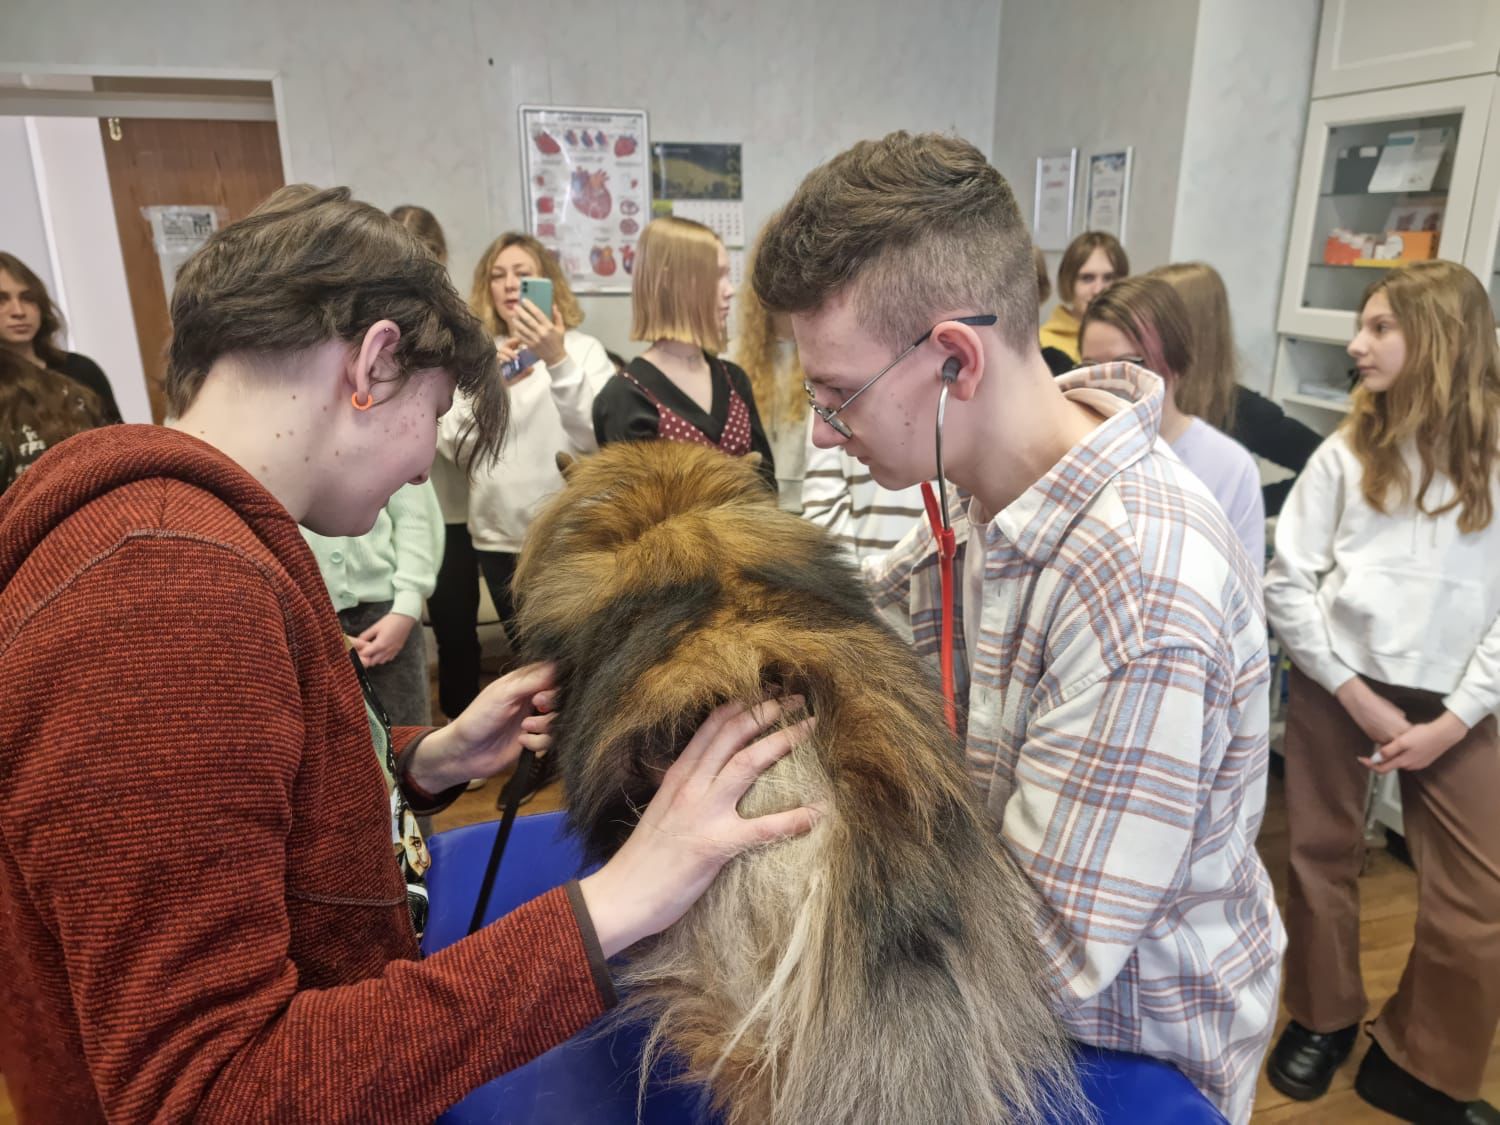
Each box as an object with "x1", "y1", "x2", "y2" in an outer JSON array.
[
  {"x1": 556, "y1": 451, "x2": 577, "y2": 479},
  {"x1": 742, "y1": 452, "x2": 763, "y2": 471}
]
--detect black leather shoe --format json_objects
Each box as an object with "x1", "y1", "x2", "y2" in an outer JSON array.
[
  {"x1": 1266, "y1": 1020, "x2": 1360, "y2": 1100},
  {"x1": 1354, "y1": 1039, "x2": 1500, "y2": 1124}
]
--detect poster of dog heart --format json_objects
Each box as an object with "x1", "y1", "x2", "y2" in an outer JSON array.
[{"x1": 519, "y1": 104, "x2": 650, "y2": 294}]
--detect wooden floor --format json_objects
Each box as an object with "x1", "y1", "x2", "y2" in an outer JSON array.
[
  {"x1": 2, "y1": 765, "x2": 1493, "y2": 1122},
  {"x1": 1249, "y1": 769, "x2": 1500, "y2": 1121}
]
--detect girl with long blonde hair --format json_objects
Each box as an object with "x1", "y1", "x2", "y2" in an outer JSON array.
[
  {"x1": 435, "y1": 231, "x2": 614, "y2": 710},
  {"x1": 1264, "y1": 259, "x2": 1500, "y2": 1121},
  {"x1": 733, "y1": 232, "x2": 808, "y2": 508}
]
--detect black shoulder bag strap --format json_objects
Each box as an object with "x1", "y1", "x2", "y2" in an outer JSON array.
[{"x1": 466, "y1": 747, "x2": 541, "y2": 935}]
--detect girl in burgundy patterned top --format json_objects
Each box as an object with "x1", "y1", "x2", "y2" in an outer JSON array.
[{"x1": 593, "y1": 217, "x2": 777, "y2": 492}]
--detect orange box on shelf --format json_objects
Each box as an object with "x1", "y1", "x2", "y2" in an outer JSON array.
[
  {"x1": 1323, "y1": 234, "x2": 1362, "y2": 266},
  {"x1": 1351, "y1": 229, "x2": 1439, "y2": 267},
  {"x1": 1325, "y1": 228, "x2": 1440, "y2": 268}
]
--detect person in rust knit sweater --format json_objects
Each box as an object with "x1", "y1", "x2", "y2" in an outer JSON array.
[{"x1": 0, "y1": 186, "x2": 818, "y2": 1123}]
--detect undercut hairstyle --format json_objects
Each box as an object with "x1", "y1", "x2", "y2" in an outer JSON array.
[
  {"x1": 389, "y1": 205, "x2": 448, "y2": 265},
  {"x1": 0, "y1": 252, "x2": 68, "y2": 370},
  {"x1": 166, "y1": 185, "x2": 507, "y2": 473},
  {"x1": 752, "y1": 131, "x2": 1038, "y2": 354},
  {"x1": 1079, "y1": 275, "x2": 1192, "y2": 383},
  {"x1": 1057, "y1": 231, "x2": 1129, "y2": 307},
  {"x1": 631, "y1": 217, "x2": 726, "y2": 353}
]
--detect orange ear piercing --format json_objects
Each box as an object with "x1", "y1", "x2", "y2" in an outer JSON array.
[{"x1": 351, "y1": 391, "x2": 374, "y2": 411}]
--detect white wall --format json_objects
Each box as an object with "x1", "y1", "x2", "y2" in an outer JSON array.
[
  {"x1": 1170, "y1": 0, "x2": 1319, "y2": 392},
  {"x1": 991, "y1": 0, "x2": 1319, "y2": 398},
  {"x1": 1, "y1": 0, "x2": 1003, "y2": 359},
  {"x1": 25, "y1": 117, "x2": 152, "y2": 423},
  {"x1": 0, "y1": 116, "x2": 57, "y2": 297},
  {"x1": 991, "y1": 0, "x2": 1202, "y2": 279}
]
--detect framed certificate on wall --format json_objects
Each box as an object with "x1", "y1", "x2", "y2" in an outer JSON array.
[
  {"x1": 1032, "y1": 150, "x2": 1077, "y2": 251},
  {"x1": 1085, "y1": 147, "x2": 1133, "y2": 241}
]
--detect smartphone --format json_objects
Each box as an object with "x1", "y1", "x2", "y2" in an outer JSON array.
[
  {"x1": 500, "y1": 347, "x2": 539, "y2": 381},
  {"x1": 519, "y1": 277, "x2": 554, "y2": 318}
]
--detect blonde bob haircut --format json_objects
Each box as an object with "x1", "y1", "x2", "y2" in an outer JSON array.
[
  {"x1": 469, "y1": 232, "x2": 584, "y2": 339},
  {"x1": 631, "y1": 216, "x2": 726, "y2": 353}
]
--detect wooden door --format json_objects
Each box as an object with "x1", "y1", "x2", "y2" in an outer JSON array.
[{"x1": 99, "y1": 118, "x2": 284, "y2": 422}]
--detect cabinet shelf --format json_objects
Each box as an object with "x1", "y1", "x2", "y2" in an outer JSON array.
[
  {"x1": 1318, "y1": 189, "x2": 1448, "y2": 198},
  {"x1": 1306, "y1": 261, "x2": 1404, "y2": 270},
  {"x1": 1279, "y1": 78, "x2": 1487, "y2": 340}
]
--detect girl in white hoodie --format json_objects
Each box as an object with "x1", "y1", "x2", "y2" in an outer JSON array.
[
  {"x1": 1264, "y1": 260, "x2": 1500, "y2": 1122},
  {"x1": 436, "y1": 233, "x2": 613, "y2": 707}
]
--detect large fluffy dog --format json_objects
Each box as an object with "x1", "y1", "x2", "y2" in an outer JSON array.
[{"x1": 513, "y1": 441, "x2": 1079, "y2": 1124}]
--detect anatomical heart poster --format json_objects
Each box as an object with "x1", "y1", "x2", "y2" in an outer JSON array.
[{"x1": 519, "y1": 104, "x2": 650, "y2": 294}]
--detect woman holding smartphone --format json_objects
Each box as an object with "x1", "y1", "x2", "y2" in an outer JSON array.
[{"x1": 436, "y1": 233, "x2": 612, "y2": 708}]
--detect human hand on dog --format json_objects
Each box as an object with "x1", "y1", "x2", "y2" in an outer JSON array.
[
  {"x1": 404, "y1": 662, "x2": 559, "y2": 794},
  {"x1": 578, "y1": 697, "x2": 821, "y2": 959}
]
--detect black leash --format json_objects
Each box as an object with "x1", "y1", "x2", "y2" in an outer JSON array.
[{"x1": 467, "y1": 747, "x2": 540, "y2": 935}]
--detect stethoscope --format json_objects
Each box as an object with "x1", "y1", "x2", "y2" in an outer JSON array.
[{"x1": 918, "y1": 357, "x2": 962, "y2": 737}]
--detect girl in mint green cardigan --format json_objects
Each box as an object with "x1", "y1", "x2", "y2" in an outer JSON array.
[{"x1": 302, "y1": 479, "x2": 443, "y2": 725}]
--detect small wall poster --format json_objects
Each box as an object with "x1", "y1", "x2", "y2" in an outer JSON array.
[
  {"x1": 141, "y1": 205, "x2": 224, "y2": 300},
  {"x1": 1085, "y1": 148, "x2": 1133, "y2": 241},
  {"x1": 1032, "y1": 150, "x2": 1077, "y2": 251},
  {"x1": 519, "y1": 104, "x2": 650, "y2": 294}
]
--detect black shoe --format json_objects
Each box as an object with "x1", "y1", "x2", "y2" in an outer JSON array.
[
  {"x1": 1266, "y1": 1020, "x2": 1360, "y2": 1100},
  {"x1": 1354, "y1": 1039, "x2": 1500, "y2": 1124}
]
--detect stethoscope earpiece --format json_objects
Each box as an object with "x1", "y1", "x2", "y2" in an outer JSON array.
[{"x1": 942, "y1": 356, "x2": 961, "y2": 382}]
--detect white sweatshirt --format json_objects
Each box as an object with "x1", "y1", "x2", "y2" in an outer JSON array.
[
  {"x1": 1265, "y1": 431, "x2": 1500, "y2": 727},
  {"x1": 437, "y1": 330, "x2": 614, "y2": 554}
]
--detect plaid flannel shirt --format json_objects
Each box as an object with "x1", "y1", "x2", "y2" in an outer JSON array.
[{"x1": 867, "y1": 364, "x2": 1284, "y2": 1123}]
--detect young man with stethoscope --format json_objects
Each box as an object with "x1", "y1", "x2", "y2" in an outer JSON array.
[{"x1": 753, "y1": 131, "x2": 1284, "y2": 1125}]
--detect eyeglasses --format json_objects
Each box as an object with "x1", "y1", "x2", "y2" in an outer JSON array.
[{"x1": 803, "y1": 314, "x2": 998, "y2": 439}]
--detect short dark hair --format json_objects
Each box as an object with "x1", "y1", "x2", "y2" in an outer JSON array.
[
  {"x1": 167, "y1": 185, "x2": 506, "y2": 471},
  {"x1": 1057, "y1": 231, "x2": 1129, "y2": 306},
  {"x1": 752, "y1": 131, "x2": 1037, "y2": 354}
]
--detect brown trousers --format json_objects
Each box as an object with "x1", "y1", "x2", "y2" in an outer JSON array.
[{"x1": 1282, "y1": 665, "x2": 1500, "y2": 1100}]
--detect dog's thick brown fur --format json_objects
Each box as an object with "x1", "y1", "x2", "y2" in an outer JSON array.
[{"x1": 513, "y1": 441, "x2": 1081, "y2": 1124}]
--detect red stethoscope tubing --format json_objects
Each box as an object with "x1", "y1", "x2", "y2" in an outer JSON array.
[
  {"x1": 920, "y1": 480, "x2": 958, "y2": 736},
  {"x1": 921, "y1": 373, "x2": 962, "y2": 737}
]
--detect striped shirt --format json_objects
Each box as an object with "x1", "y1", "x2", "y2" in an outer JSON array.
[
  {"x1": 867, "y1": 363, "x2": 1284, "y2": 1124},
  {"x1": 800, "y1": 416, "x2": 928, "y2": 564}
]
